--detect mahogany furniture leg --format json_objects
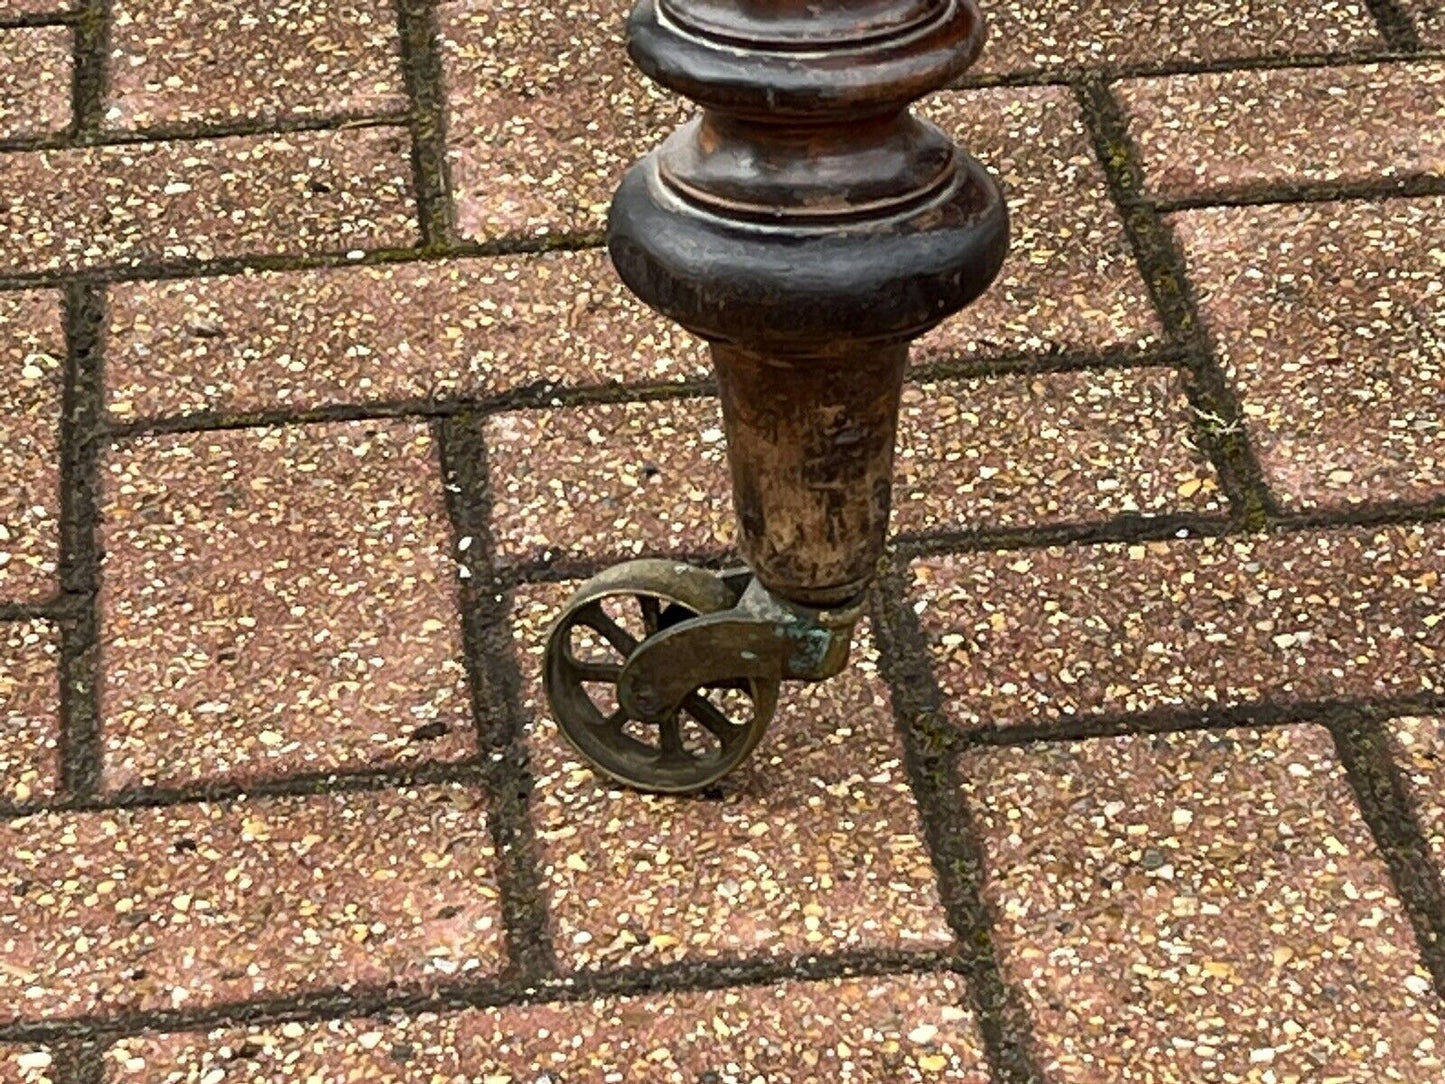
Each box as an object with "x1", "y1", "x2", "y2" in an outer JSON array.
[{"x1": 544, "y1": 0, "x2": 1008, "y2": 792}]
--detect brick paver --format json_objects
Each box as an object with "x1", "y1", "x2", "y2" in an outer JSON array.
[
  {"x1": 0, "y1": 783, "x2": 504, "y2": 1022},
  {"x1": 1119, "y1": 61, "x2": 1445, "y2": 200},
  {"x1": 106, "y1": 972, "x2": 990, "y2": 1082},
  {"x1": 0, "y1": 128, "x2": 416, "y2": 276},
  {"x1": 486, "y1": 398, "x2": 731, "y2": 567},
  {"x1": 915, "y1": 524, "x2": 1445, "y2": 731},
  {"x1": 106, "y1": 0, "x2": 406, "y2": 130},
  {"x1": 972, "y1": 0, "x2": 1379, "y2": 76},
  {"x1": 1389, "y1": 717, "x2": 1445, "y2": 877},
  {"x1": 1175, "y1": 197, "x2": 1445, "y2": 510},
  {"x1": 0, "y1": 1047, "x2": 54, "y2": 1084},
  {"x1": 0, "y1": 0, "x2": 74, "y2": 14},
  {"x1": 441, "y1": 0, "x2": 686, "y2": 240},
  {"x1": 960, "y1": 725, "x2": 1443, "y2": 1082},
  {"x1": 514, "y1": 586, "x2": 951, "y2": 970},
  {"x1": 104, "y1": 251, "x2": 709, "y2": 421},
  {"x1": 1402, "y1": 0, "x2": 1445, "y2": 46},
  {"x1": 0, "y1": 290, "x2": 61, "y2": 604},
  {"x1": 0, "y1": 621, "x2": 59, "y2": 807},
  {"x1": 3, "y1": 0, "x2": 1443, "y2": 1071},
  {"x1": 920, "y1": 86, "x2": 1161, "y2": 362},
  {"x1": 489, "y1": 369, "x2": 1224, "y2": 566},
  {"x1": 894, "y1": 368, "x2": 1221, "y2": 535},
  {"x1": 0, "y1": 27, "x2": 70, "y2": 140},
  {"x1": 98, "y1": 421, "x2": 474, "y2": 791}
]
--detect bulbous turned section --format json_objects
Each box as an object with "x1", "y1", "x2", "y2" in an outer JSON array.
[
  {"x1": 629, "y1": 0, "x2": 986, "y2": 119},
  {"x1": 662, "y1": 0, "x2": 942, "y2": 49},
  {"x1": 608, "y1": 0, "x2": 1008, "y2": 604},
  {"x1": 657, "y1": 111, "x2": 957, "y2": 223},
  {"x1": 610, "y1": 0, "x2": 1006, "y2": 351}
]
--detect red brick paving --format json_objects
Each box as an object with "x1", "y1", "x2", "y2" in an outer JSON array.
[
  {"x1": 0, "y1": 0, "x2": 73, "y2": 16},
  {"x1": 1119, "y1": 61, "x2": 1445, "y2": 199},
  {"x1": 488, "y1": 369, "x2": 1225, "y2": 566},
  {"x1": 98, "y1": 421, "x2": 474, "y2": 791},
  {"x1": 0, "y1": 783, "x2": 504, "y2": 1022},
  {"x1": 105, "y1": 0, "x2": 406, "y2": 130},
  {"x1": 0, "y1": 290, "x2": 61, "y2": 604},
  {"x1": 514, "y1": 587, "x2": 951, "y2": 970},
  {"x1": 1403, "y1": 0, "x2": 1445, "y2": 46},
  {"x1": 104, "y1": 251, "x2": 708, "y2": 420},
  {"x1": 1175, "y1": 197, "x2": 1445, "y2": 510},
  {"x1": 486, "y1": 398, "x2": 732, "y2": 567},
  {"x1": 3, "y1": 0, "x2": 1444, "y2": 1076},
  {"x1": 960, "y1": 725, "x2": 1443, "y2": 1082},
  {"x1": 441, "y1": 0, "x2": 686, "y2": 240},
  {"x1": 0, "y1": 128, "x2": 416, "y2": 276},
  {"x1": 0, "y1": 0, "x2": 74, "y2": 14},
  {"x1": 106, "y1": 972, "x2": 990, "y2": 1082},
  {"x1": 1389, "y1": 717, "x2": 1445, "y2": 876},
  {"x1": 0, "y1": 1046, "x2": 54, "y2": 1084},
  {"x1": 894, "y1": 368, "x2": 1222, "y2": 535},
  {"x1": 920, "y1": 87, "x2": 1161, "y2": 362},
  {"x1": 0, "y1": 621, "x2": 59, "y2": 807},
  {"x1": 915, "y1": 525, "x2": 1445, "y2": 731},
  {"x1": 0, "y1": 27, "x2": 71, "y2": 140},
  {"x1": 972, "y1": 0, "x2": 1380, "y2": 76}
]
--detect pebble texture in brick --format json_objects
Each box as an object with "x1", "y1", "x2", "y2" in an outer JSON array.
[{"x1": 960, "y1": 725, "x2": 1443, "y2": 1081}]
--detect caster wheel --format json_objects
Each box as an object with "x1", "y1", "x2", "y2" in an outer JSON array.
[{"x1": 544, "y1": 560, "x2": 779, "y2": 793}]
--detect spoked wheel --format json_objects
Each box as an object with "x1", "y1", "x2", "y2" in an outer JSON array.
[{"x1": 543, "y1": 560, "x2": 778, "y2": 793}]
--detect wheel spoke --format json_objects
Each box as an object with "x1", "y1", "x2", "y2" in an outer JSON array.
[
  {"x1": 575, "y1": 602, "x2": 639, "y2": 657},
  {"x1": 638, "y1": 594, "x2": 662, "y2": 635},
  {"x1": 658, "y1": 712, "x2": 687, "y2": 761},
  {"x1": 567, "y1": 658, "x2": 623, "y2": 683},
  {"x1": 600, "y1": 706, "x2": 628, "y2": 731},
  {"x1": 682, "y1": 691, "x2": 741, "y2": 743}
]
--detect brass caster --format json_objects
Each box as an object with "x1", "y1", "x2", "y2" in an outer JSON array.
[
  {"x1": 544, "y1": 560, "x2": 779, "y2": 794},
  {"x1": 544, "y1": 559, "x2": 867, "y2": 794}
]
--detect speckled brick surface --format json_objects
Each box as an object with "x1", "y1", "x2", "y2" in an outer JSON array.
[
  {"x1": 0, "y1": 621, "x2": 59, "y2": 807},
  {"x1": 488, "y1": 372, "x2": 1224, "y2": 565},
  {"x1": 1389, "y1": 717, "x2": 1445, "y2": 875},
  {"x1": 7, "y1": 0, "x2": 1445, "y2": 1072},
  {"x1": 104, "y1": 251, "x2": 709, "y2": 420},
  {"x1": 0, "y1": 784, "x2": 503, "y2": 1022},
  {"x1": 105, "y1": 972, "x2": 990, "y2": 1082},
  {"x1": 106, "y1": 0, "x2": 406, "y2": 130},
  {"x1": 972, "y1": 0, "x2": 1379, "y2": 76},
  {"x1": 0, "y1": 27, "x2": 71, "y2": 140},
  {"x1": 0, "y1": 128, "x2": 416, "y2": 275},
  {"x1": 487, "y1": 397, "x2": 733, "y2": 566},
  {"x1": 98, "y1": 421, "x2": 474, "y2": 791},
  {"x1": 0, "y1": 290, "x2": 62, "y2": 604},
  {"x1": 0, "y1": 0, "x2": 74, "y2": 14},
  {"x1": 960, "y1": 725, "x2": 1443, "y2": 1082},
  {"x1": 1120, "y1": 61, "x2": 1445, "y2": 199},
  {"x1": 919, "y1": 87, "x2": 1160, "y2": 362},
  {"x1": 513, "y1": 585, "x2": 951, "y2": 970},
  {"x1": 441, "y1": 0, "x2": 687, "y2": 239},
  {"x1": 1402, "y1": 0, "x2": 1445, "y2": 45},
  {"x1": 894, "y1": 368, "x2": 1221, "y2": 535},
  {"x1": 0, "y1": 1047, "x2": 54, "y2": 1084},
  {"x1": 915, "y1": 525, "x2": 1445, "y2": 731},
  {"x1": 1175, "y1": 197, "x2": 1445, "y2": 510}
]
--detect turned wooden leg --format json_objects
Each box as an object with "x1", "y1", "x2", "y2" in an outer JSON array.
[{"x1": 544, "y1": 0, "x2": 1009, "y2": 791}]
